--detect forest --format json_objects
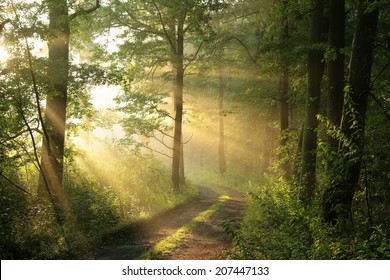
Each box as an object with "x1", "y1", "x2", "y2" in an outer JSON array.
[{"x1": 0, "y1": 0, "x2": 389, "y2": 260}]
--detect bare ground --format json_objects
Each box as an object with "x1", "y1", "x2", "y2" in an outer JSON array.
[{"x1": 95, "y1": 185, "x2": 245, "y2": 260}]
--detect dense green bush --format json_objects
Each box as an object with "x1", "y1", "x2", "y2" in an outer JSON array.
[
  {"x1": 230, "y1": 175, "x2": 390, "y2": 260},
  {"x1": 0, "y1": 185, "x2": 85, "y2": 259}
]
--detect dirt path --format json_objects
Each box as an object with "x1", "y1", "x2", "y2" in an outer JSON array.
[{"x1": 96, "y1": 185, "x2": 245, "y2": 260}]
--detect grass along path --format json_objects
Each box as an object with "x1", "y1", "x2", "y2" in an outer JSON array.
[{"x1": 96, "y1": 186, "x2": 245, "y2": 260}]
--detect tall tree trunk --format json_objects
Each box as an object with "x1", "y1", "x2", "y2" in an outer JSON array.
[
  {"x1": 279, "y1": 65, "x2": 289, "y2": 172},
  {"x1": 172, "y1": 19, "x2": 184, "y2": 192},
  {"x1": 323, "y1": 0, "x2": 379, "y2": 225},
  {"x1": 279, "y1": 0, "x2": 290, "y2": 175},
  {"x1": 279, "y1": 68, "x2": 289, "y2": 147},
  {"x1": 321, "y1": 0, "x2": 346, "y2": 219},
  {"x1": 218, "y1": 64, "x2": 227, "y2": 174},
  {"x1": 301, "y1": 0, "x2": 325, "y2": 203},
  {"x1": 179, "y1": 135, "x2": 185, "y2": 183},
  {"x1": 326, "y1": 0, "x2": 345, "y2": 156},
  {"x1": 38, "y1": 0, "x2": 69, "y2": 221}
]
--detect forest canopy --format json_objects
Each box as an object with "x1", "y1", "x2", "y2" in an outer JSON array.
[{"x1": 0, "y1": 0, "x2": 389, "y2": 259}]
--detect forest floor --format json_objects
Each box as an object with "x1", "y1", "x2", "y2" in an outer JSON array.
[{"x1": 95, "y1": 185, "x2": 245, "y2": 260}]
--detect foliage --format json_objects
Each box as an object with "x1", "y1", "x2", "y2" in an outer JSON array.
[
  {"x1": 230, "y1": 175, "x2": 390, "y2": 260},
  {"x1": 114, "y1": 77, "x2": 172, "y2": 141},
  {"x1": 0, "y1": 183, "x2": 86, "y2": 259},
  {"x1": 67, "y1": 139, "x2": 198, "y2": 242},
  {"x1": 0, "y1": 140, "x2": 197, "y2": 259}
]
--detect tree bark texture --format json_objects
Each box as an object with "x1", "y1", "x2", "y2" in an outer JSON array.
[
  {"x1": 38, "y1": 0, "x2": 70, "y2": 220},
  {"x1": 172, "y1": 18, "x2": 185, "y2": 192},
  {"x1": 326, "y1": 0, "x2": 345, "y2": 155},
  {"x1": 301, "y1": 0, "x2": 325, "y2": 203},
  {"x1": 279, "y1": 0, "x2": 290, "y2": 175},
  {"x1": 279, "y1": 65, "x2": 289, "y2": 174},
  {"x1": 179, "y1": 135, "x2": 185, "y2": 183},
  {"x1": 323, "y1": 0, "x2": 379, "y2": 225},
  {"x1": 218, "y1": 64, "x2": 227, "y2": 174}
]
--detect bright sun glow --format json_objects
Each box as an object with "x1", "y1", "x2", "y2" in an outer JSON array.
[
  {"x1": 0, "y1": 46, "x2": 10, "y2": 63},
  {"x1": 91, "y1": 85, "x2": 121, "y2": 109}
]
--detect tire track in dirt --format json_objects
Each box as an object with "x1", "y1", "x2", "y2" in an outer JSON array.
[
  {"x1": 163, "y1": 186, "x2": 245, "y2": 260},
  {"x1": 96, "y1": 185, "x2": 245, "y2": 260}
]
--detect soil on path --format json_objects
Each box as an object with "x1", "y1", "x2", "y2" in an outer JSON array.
[{"x1": 95, "y1": 185, "x2": 245, "y2": 260}]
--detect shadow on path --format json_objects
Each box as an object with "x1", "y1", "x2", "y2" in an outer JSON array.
[{"x1": 96, "y1": 185, "x2": 245, "y2": 260}]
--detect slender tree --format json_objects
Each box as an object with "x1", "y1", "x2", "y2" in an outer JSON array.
[
  {"x1": 326, "y1": 0, "x2": 345, "y2": 156},
  {"x1": 278, "y1": 0, "x2": 289, "y2": 175},
  {"x1": 218, "y1": 63, "x2": 227, "y2": 174},
  {"x1": 171, "y1": 15, "x2": 185, "y2": 191},
  {"x1": 301, "y1": 0, "x2": 326, "y2": 203},
  {"x1": 323, "y1": 0, "x2": 380, "y2": 225},
  {"x1": 104, "y1": 0, "x2": 219, "y2": 191}
]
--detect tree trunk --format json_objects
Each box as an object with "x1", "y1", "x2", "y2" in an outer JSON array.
[
  {"x1": 279, "y1": 68, "x2": 289, "y2": 147},
  {"x1": 323, "y1": 0, "x2": 379, "y2": 225},
  {"x1": 179, "y1": 135, "x2": 185, "y2": 183},
  {"x1": 279, "y1": 0, "x2": 290, "y2": 175},
  {"x1": 38, "y1": 0, "x2": 70, "y2": 221},
  {"x1": 326, "y1": 0, "x2": 345, "y2": 156},
  {"x1": 301, "y1": 0, "x2": 325, "y2": 203},
  {"x1": 293, "y1": 123, "x2": 304, "y2": 181},
  {"x1": 172, "y1": 19, "x2": 184, "y2": 192},
  {"x1": 279, "y1": 65, "x2": 289, "y2": 172},
  {"x1": 218, "y1": 64, "x2": 227, "y2": 174}
]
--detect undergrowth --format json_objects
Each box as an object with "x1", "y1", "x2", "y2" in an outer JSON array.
[
  {"x1": 187, "y1": 165, "x2": 256, "y2": 193},
  {"x1": 0, "y1": 147, "x2": 197, "y2": 259},
  {"x1": 229, "y1": 175, "x2": 390, "y2": 260}
]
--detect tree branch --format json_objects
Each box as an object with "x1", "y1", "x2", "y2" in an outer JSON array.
[
  {"x1": 370, "y1": 62, "x2": 390, "y2": 89},
  {"x1": 182, "y1": 133, "x2": 193, "y2": 145},
  {"x1": 222, "y1": 11, "x2": 261, "y2": 24},
  {"x1": 151, "y1": 0, "x2": 176, "y2": 53},
  {"x1": 140, "y1": 142, "x2": 173, "y2": 158},
  {"x1": 7, "y1": 128, "x2": 43, "y2": 140},
  {"x1": 0, "y1": 18, "x2": 11, "y2": 34},
  {"x1": 119, "y1": 9, "x2": 168, "y2": 39},
  {"x1": 23, "y1": 36, "x2": 52, "y2": 159},
  {"x1": 184, "y1": 41, "x2": 203, "y2": 71},
  {"x1": 69, "y1": 0, "x2": 101, "y2": 21},
  {"x1": 368, "y1": 62, "x2": 390, "y2": 122},
  {"x1": 17, "y1": 24, "x2": 53, "y2": 199},
  {"x1": 156, "y1": 128, "x2": 174, "y2": 139},
  {"x1": 229, "y1": 36, "x2": 258, "y2": 65},
  {"x1": 150, "y1": 103, "x2": 175, "y2": 121},
  {"x1": 369, "y1": 92, "x2": 390, "y2": 122},
  {"x1": 152, "y1": 132, "x2": 173, "y2": 150},
  {"x1": 9, "y1": 137, "x2": 41, "y2": 172},
  {"x1": 0, "y1": 172, "x2": 31, "y2": 195},
  {"x1": 16, "y1": 90, "x2": 52, "y2": 199}
]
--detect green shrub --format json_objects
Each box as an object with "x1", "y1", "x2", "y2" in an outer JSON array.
[{"x1": 230, "y1": 175, "x2": 390, "y2": 260}]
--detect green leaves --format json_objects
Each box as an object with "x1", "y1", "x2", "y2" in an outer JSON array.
[{"x1": 115, "y1": 87, "x2": 170, "y2": 138}]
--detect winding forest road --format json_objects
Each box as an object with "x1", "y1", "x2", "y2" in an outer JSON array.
[{"x1": 95, "y1": 185, "x2": 245, "y2": 260}]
